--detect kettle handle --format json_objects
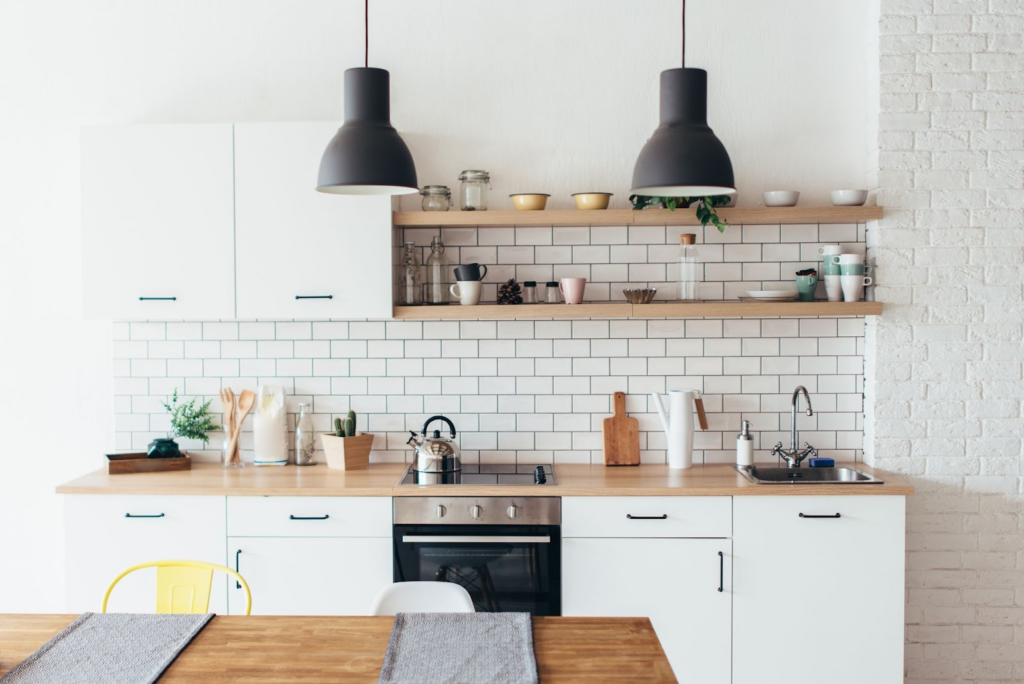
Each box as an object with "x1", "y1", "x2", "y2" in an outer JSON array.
[{"x1": 422, "y1": 415, "x2": 456, "y2": 438}]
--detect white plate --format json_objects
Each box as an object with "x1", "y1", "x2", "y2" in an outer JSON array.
[{"x1": 744, "y1": 290, "x2": 799, "y2": 300}]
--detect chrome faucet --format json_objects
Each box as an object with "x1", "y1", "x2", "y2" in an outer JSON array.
[{"x1": 772, "y1": 386, "x2": 818, "y2": 468}]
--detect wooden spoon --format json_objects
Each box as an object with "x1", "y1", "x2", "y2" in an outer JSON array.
[{"x1": 227, "y1": 390, "x2": 255, "y2": 462}]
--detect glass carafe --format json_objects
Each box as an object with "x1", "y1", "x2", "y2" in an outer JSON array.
[
  {"x1": 294, "y1": 403, "x2": 316, "y2": 466},
  {"x1": 400, "y1": 242, "x2": 423, "y2": 305},
  {"x1": 424, "y1": 236, "x2": 450, "y2": 305},
  {"x1": 678, "y1": 233, "x2": 701, "y2": 301}
]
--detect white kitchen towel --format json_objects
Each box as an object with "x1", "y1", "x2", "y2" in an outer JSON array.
[
  {"x1": 0, "y1": 612, "x2": 213, "y2": 684},
  {"x1": 378, "y1": 612, "x2": 538, "y2": 684}
]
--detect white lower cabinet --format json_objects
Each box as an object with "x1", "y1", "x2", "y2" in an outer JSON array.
[
  {"x1": 733, "y1": 495, "x2": 905, "y2": 684},
  {"x1": 65, "y1": 495, "x2": 228, "y2": 613}
]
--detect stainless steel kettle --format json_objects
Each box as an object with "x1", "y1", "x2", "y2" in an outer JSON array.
[{"x1": 407, "y1": 415, "x2": 461, "y2": 473}]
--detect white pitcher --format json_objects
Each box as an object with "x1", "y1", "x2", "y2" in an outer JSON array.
[{"x1": 651, "y1": 390, "x2": 697, "y2": 469}]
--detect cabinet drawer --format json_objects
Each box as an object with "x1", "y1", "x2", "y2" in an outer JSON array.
[
  {"x1": 563, "y1": 497, "x2": 731, "y2": 538},
  {"x1": 227, "y1": 496, "x2": 391, "y2": 537}
]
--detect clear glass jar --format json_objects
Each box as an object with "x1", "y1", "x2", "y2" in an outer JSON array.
[
  {"x1": 424, "y1": 236, "x2": 449, "y2": 305},
  {"x1": 458, "y1": 170, "x2": 491, "y2": 211},
  {"x1": 522, "y1": 281, "x2": 537, "y2": 304},
  {"x1": 678, "y1": 233, "x2": 701, "y2": 301},
  {"x1": 222, "y1": 433, "x2": 243, "y2": 469},
  {"x1": 545, "y1": 281, "x2": 561, "y2": 303},
  {"x1": 420, "y1": 185, "x2": 452, "y2": 212},
  {"x1": 294, "y1": 403, "x2": 316, "y2": 466},
  {"x1": 400, "y1": 242, "x2": 423, "y2": 305}
]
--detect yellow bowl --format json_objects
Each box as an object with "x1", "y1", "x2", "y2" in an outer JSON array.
[
  {"x1": 572, "y1": 192, "x2": 613, "y2": 210},
  {"x1": 510, "y1": 193, "x2": 550, "y2": 211}
]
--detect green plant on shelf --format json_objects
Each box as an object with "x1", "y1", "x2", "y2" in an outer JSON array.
[
  {"x1": 334, "y1": 410, "x2": 358, "y2": 438},
  {"x1": 629, "y1": 194, "x2": 731, "y2": 233},
  {"x1": 161, "y1": 388, "x2": 220, "y2": 444}
]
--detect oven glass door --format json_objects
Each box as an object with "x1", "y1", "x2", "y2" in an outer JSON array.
[{"x1": 394, "y1": 524, "x2": 561, "y2": 616}]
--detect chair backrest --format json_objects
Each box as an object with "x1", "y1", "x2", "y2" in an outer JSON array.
[
  {"x1": 102, "y1": 559, "x2": 252, "y2": 615},
  {"x1": 370, "y1": 581, "x2": 476, "y2": 616}
]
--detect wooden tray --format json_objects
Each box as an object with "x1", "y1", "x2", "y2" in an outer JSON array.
[{"x1": 106, "y1": 452, "x2": 192, "y2": 475}]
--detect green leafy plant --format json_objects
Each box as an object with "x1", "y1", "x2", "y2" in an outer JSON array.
[
  {"x1": 162, "y1": 389, "x2": 220, "y2": 444},
  {"x1": 334, "y1": 410, "x2": 358, "y2": 438},
  {"x1": 629, "y1": 194, "x2": 732, "y2": 233}
]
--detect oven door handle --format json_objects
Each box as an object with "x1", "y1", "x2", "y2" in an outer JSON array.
[{"x1": 401, "y1": 535, "x2": 551, "y2": 544}]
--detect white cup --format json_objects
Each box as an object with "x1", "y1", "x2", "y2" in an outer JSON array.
[
  {"x1": 825, "y1": 275, "x2": 843, "y2": 302},
  {"x1": 840, "y1": 275, "x2": 873, "y2": 302},
  {"x1": 449, "y1": 281, "x2": 482, "y2": 306},
  {"x1": 830, "y1": 254, "x2": 865, "y2": 265},
  {"x1": 817, "y1": 245, "x2": 842, "y2": 256}
]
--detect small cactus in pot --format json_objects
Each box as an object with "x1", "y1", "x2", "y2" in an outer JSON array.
[
  {"x1": 322, "y1": 409, "x2": 372, "y2": 470},
  {"x1": 333, "y1": 410, "x2": 358, "y2": 438}
]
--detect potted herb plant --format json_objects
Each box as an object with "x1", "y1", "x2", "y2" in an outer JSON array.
[
  {"x1": 629, "y1": 194, "x2": 732, "y2": 233},
  {"x1": 152, "y1": 389, "x2": 220, "y2": 458},
  {"x1": 320, "y1": 410, "x2": 373, "y2": 470}
]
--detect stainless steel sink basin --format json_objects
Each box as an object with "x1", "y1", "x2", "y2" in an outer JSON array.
[{"x1": 735, "y1": 465, "x2": 883, "y2": 485}]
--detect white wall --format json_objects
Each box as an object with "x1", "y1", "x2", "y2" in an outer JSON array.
[{"x1": 0, "y1": 0, "x2": 874, "y2": 612}]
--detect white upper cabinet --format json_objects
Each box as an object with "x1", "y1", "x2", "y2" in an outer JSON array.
[
  {"x1": 234, "y1": 122, "x2": 393, "y2": 319},
  {"x1": 81, "y1": 124, "x2": 236, "y2": 320}
]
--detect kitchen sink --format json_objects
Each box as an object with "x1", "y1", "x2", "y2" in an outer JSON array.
[{"x1": 735, "y1": 465, "x2": 883, "y2": 485}]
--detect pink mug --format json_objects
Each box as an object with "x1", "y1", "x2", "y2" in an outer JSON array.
[{"x1": 559, "y1": 277, "x2": 587, "y2": 305}]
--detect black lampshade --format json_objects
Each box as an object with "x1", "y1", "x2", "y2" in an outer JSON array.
[
  {"x1": 631, "y1": 68, "x2": 735, "y2": 197},
  {"x1": 317, "y1": 68, "x2": 418, "y2": 195}
]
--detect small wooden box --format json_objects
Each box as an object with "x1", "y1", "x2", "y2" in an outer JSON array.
[
  {"x1": 106, "y1": 452, "x2": 192, "y2": 475},
  {"x1": 320, "y1": 434, "x2": 373, "y2": 471}
]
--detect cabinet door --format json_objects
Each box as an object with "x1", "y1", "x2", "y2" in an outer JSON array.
[
  {"x1": 65, "y1": 495, "x2": 228, "y2": 613},
  {"x1": 563, "y1": 538, "x2": 731, "y2": 683},
  {"x1": 228, "y1": 537, "x2": 393, "y2": 616},
  {"x1": 733, "y1": 496, "x2": 905, "y2": 684},
  {"x1": 81, "y1": 125, "x2": 235, "y2": 320},
  {"x1": 234, "y1": 123, "x2": 393, "y2": 319}
]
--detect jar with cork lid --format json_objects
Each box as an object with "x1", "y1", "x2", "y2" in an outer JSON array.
[{"x1": 678, "y1": 233, "x2": 701, "y2": 301}]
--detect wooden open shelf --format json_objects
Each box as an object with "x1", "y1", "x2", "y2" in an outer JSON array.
[
  {"x1": 392, "y1": 301, "x2": 883, "y2": 320},
  {"x1": 393, "y1": 206, "x2": 883, "y2": 228}
]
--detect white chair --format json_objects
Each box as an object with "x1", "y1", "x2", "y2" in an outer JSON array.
[{"x1": 370, "y1": 581, "x2": 476, "y2": 616}]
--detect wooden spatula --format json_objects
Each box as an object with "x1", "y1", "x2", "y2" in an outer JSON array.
[
  {"x1": 226, "y1": 389, "x2": 255, "y2": 462},
  {"x1": 603, "y1": 392, "x2": 640, "y2": 466}
]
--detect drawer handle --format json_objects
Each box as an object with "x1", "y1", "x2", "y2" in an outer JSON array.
[
  {"x1": 138, "y1": 297, "x2": 176, "y2": 301},
  {"x1": 295, "y1": 295, "x2": 333, "y2": 300},
  {"x1": 125, "y1": 513, "x2": 165, "y2": 518},
  {"x1": 289, "y1": 514, "x2": 330, "y2": 521},
  {"x1": 718, "y1": 551, "x2": 724, "y2": 593},
  {"x1": 799, "y1": 512, "x2": 841, "y2": 519},
  {"x1": 626, "y1": 514, "x2": 668, "y2": 520},
  {"x1": 235, "y1": 549, "x2": 242, "y2": 589}
]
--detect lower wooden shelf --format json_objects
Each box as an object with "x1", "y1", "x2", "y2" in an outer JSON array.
[{"x1": 392, "y1": 301, "x2": 883, "y2": 320}]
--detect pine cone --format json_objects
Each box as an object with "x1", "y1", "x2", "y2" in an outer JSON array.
[{"x1": 497, "y1": 278, "x2": 523, "y2": 305}]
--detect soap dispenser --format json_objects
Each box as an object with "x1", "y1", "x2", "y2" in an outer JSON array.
[{"x1": 736, "y1": 420, "x2": 754, "y2": 467}]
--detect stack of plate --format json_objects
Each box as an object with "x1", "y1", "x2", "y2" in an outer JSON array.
[{"x1": 739, "y1": 290, "x2": 800, "y2": 302}]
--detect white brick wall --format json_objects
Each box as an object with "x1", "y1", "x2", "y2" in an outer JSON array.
[{"x1": 869, "y1": 0, "x2": 1024, "y2": 681}]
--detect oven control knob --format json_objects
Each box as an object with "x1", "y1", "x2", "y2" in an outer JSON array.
[
  {"x1": 507, "y1": 505, "x2": 521, "y2": 519},
  {"x1": 434, "y1": 505, "x2": 447, "y2": 519},
  {"x1": 469, "y1": 504, "x2": 482, "y2": 519}
]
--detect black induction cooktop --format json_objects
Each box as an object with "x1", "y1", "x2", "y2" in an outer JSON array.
[{"x1": 398, "y1": 463, "x2": 556, "y2": 486}]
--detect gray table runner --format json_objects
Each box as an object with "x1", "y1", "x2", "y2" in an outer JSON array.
[
  {"x1": 0, "y1": 612, "x2": 213, "y2": 684},
  {"x1": 378, "y1": 612, "x2": 538, "y2": 684}
]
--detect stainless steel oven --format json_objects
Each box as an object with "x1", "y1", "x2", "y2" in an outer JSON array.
[{"x1": 393, "y1": 497, "x2": 561, "y2": 616}]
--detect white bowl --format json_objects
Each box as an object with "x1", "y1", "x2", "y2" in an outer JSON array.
[
  {"x1": 830, "y1": 189, "x2": 868, "y2": 206},
  {"x1": 763, "y1": 190, "x2": 800, "y2": 207}
]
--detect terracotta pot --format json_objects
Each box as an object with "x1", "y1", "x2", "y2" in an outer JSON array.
[{"x1": 320, "y1": 433, "x2": 373, "y2": 470}]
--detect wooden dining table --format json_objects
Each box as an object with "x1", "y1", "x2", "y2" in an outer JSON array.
[{"x1": 0, "y1": 614, "x2": 676, "y2": 683}]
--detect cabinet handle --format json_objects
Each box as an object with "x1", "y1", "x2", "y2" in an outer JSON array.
[
  {"x1": 626, "y1": 514, "x2": 668, "y2": 520},
  {"x1": 138, "y1": 297, "x2": 176, "y2": 301},
  {"x1": 289, "y1": 514, "x2": 330, "y2": 521},
  {"x1": 124, "y1": 513, "x2": 164, "y2": 518},
  {"x1": 717, "y1": 551, "x2": 724, "y2": 593},
  {"x1": 295, "y1": 295, "x2": 333, "y2": 300},
  {"x1": 799, "y1": 512, "x2": 841, "y2": 519},
  {"x1": 235, "y1": 549, "x2": 242, "y2": 589}
]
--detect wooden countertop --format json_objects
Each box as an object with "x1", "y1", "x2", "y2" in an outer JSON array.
[
  {"x1": 56, "y1": 462, "x2": 913, "y2": 496},
  {"x1": 0, "y1": 614, "x2": 676, "y2": 683}
]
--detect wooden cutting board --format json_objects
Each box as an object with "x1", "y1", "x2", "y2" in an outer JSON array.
[{"x1": 602, "y1": 392, "x2": 640, "y2": 466}]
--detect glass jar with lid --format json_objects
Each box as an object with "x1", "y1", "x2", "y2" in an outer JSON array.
[
  {"x1": 420, "y1": 185, "x2": 452, "y2": 212},
  {"x1": 458, "y1": 170, "x2": 491, "y2": 211}
]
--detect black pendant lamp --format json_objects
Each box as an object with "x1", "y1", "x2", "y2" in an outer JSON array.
[
  {"x1": 317, "y1": 0, "x2": 417, "y2": 195},
  {"x1": 630, "y1": 0, "x2": 735, "y2": 197}
]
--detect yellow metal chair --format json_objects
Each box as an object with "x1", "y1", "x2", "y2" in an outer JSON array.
[{"x1": 102, "y1": 560, "x2": 252, "y2": 616}]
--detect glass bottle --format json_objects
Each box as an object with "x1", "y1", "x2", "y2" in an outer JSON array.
[
  {"x1": 545, "y1": 281, "x2": 561, "y2": 303},
  {"x1": 294, "y1": 403, "x2": 316, "y2": 466},
  {"x1": 400, "y1": 242, "x2": 423, "y2": 305},
  {"x1": 420, "y1": 185, "x2": 452, "y2": 212},
  {"x1": 522, "y1": 281, "x2": 537, "y2": 304},
  {"x1": 678, "y1": 233, "x2": 701, "y2": 301},
  {"x1": 424, "y1": 236, "x2": 449, "y2": 305},
  {"x1": 458, "y1": 170, "x2": 491, "y2": 211}
]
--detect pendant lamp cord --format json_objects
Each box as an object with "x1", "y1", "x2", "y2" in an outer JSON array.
[
  {"x1": 364, "y1": 0, "x2": 369, "y2": 67},
  {"x1": 681, "y1": 0, "x2": 686, "y2": 66}
]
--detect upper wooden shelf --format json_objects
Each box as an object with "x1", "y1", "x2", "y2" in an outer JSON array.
[
  {"x1": 393, "y1": 206, "x2": 884, "y2": 228},
  {"x1": 392, "y1": 301, "x2": 883, "y2": 320}
]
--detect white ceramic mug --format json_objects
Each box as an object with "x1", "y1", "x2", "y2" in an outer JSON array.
[
  {"x1": 449, "y1": 280, "x2": 482, "y2": 306},
  {"x1": 817, "y1": 245, "x2": 842, "y2": 257},
  {"x1": 840, "y1": 275, "x2": 873, "y2": 302},
  {"x1": 825, "y1": 274, "x2": 843, "y2": 302},
  {"x1": 558, "y1": 277, "x2": 587, "y2": 305},
  {"x1": 830, "y1": 254, "x2": 865, "y2": 265}
]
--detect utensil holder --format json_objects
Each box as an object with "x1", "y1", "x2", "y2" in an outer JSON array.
[{"x1": 321, "y1": 433, "x2": 374, "y2": 470}]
